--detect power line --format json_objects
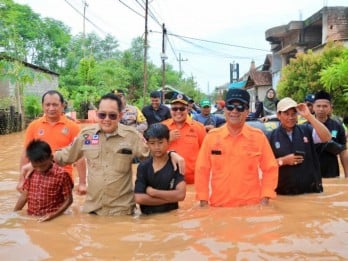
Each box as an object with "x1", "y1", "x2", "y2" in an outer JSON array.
[{"x1": 150, "y1": 30, "x2": 269, "y2": 52}]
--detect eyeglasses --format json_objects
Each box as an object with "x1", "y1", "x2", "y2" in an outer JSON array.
[
  {"x1": 97, "y1": 112, "x2": 118, "y2": 120},
  {"x1": 171, "y1": 107, "x2": 186, "y2": 112},
  {"x1": 226, "y1": 104, "x2": 246, "y2": 112}
]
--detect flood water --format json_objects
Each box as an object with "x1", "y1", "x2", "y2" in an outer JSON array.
[{"x1": 1, "y1": 130, "x2": 348, "y2": 260}]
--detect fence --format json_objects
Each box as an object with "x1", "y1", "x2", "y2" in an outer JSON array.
[{"x1": 0, "y1": 106, "x2": 22, "y2": 135}]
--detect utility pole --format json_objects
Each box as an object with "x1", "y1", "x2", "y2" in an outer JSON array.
[
  {"x1": 160, "y1": 23, "x2": 167, "y2": 103},
  {"x1": 143, "y1": 0, "x2": 148, "y2": 106},
  {"x1": 82, "y1": 0, "x2": 88, "y2": 58},
  {"x1": 178, "y1": 53, "x2": 188, "y2": 75},
  {"x1": 230, "y1": 62, "x2": 239, "y2": 83}
]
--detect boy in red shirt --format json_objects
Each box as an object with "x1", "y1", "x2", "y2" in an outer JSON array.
[{"x1": 14, "y1": 139, "x2": 73, "y2": 222}]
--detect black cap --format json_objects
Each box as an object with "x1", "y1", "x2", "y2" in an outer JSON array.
[
  {"x1": 314, "y1": 90, "x2": 331, "y2": 102},
  {"x1": 304, "y1": 94, "x2": 315, "y2": 103},
  {"x1": 150, "y1": 91, "x2": 161, "y2": 98},
  {"x1": 225, "y1": 88, "x2": 250, "y2": 106},
  {"x1": 171, "y1": 92, "x2": 188, "y2": 105}
]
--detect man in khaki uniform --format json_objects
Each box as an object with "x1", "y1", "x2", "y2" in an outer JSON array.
[{"x1": 54, "y1": 93, "x2": 184, "y2": 215}]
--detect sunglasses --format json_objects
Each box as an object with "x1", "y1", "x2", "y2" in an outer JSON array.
[
  {"x1": 171, "y1": 107, "x2": 186, "y2": 112},
  {"x1": 226, "y1": 104, "x2": 246, "y2": 112},
  {"x1": 97, "y1": 112, "x2": 118, "y2": 120}
]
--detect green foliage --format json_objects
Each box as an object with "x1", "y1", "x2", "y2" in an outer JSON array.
[
  {"x1": 24, "y1": 95, "x2": 41, "y2": 118},
  {"x1": 277, "y1": 42, "x2": 347, "y2": 116}
]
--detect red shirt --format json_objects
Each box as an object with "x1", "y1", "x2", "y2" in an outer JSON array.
[
  {"x1": 195, "y1": 124, "x2": 278, "y2": 207},
  {"x1": 23, "y1": 163, "x2": 73, "y2": 216}
]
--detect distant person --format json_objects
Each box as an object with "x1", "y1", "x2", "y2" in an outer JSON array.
[
  {"x1": 52, "y1": 93, "x2": 184, "y2": 216},
  {"x1": 213, "y1": 100, "x2": 225, "y2": 116},
  {"x1": 187, "y1": 99, "x2": 200, "y2": 117},
  {"x1": 195, "y1": 88, "x2": 278, "y2": 207},
  {"x1": 134, "y1": 123, "x2": 186, "y2": 215},
  {"x1": 193, "y1": 99, "x2": 225, "y2": 132},
  {"x1": 114, "y1": 89, "x2": 148, "y2": 133},
  {"x1": 254, "y1": 88, "x2": 278, "y2": 118},
  {"x1": 267, "y1": 97, "x2": 331, "y2": 195},
  {"x1": 141, "y1": 91, "x2": 171, "y2": 126},
  {"x1": 312, "y1": 91, "x2": 347, "y2": 178},
  {"x1": 17, "y1": 90, "x2": 86, "y2": 195},
  {"x1": 162, "y1": 93, "x2": 206, "y2": 184},
  {"x1": 14, "y1": 139, "x2": 73, "y2": 222}
]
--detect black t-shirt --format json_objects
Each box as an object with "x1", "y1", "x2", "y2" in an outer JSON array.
[
  {"x1": 315, "y1": 117, "x2": 346, "y2": 178},
  {"x1": 141, "y1": 104, "x2": 171, "y2": 125},
  {"x1": 134, "y1": 158, "x2": 185, "y2": 214}
]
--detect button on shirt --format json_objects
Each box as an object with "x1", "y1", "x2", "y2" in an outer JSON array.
[
  {"x1": 55, "y1": 123, "x2": 149, "y2": 215},
  {"x1": 195, "y1": 124, "x2": 278, "y2": 207}
]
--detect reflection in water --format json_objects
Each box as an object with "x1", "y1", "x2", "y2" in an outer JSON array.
[{"x1": 1, "y1": 131, "x2": 348, "y2": 260}]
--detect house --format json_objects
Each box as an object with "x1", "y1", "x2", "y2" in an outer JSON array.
[
  {"x1": 0, "y1": 56, "x2": 59, "y2": 105},
  {"x1": 265, "y1": 6, "x2": 348, "y2": 88}
]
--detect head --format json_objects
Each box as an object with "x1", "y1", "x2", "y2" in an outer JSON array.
[
  {"x1": 113, "y1": 89, "x2": 126, "y2": 108},
  {"x1": 277, "y1": 97, "x2": 298, "y2": 131},
  {"x1": 216, "y1": 100, "x2": 225, "y2": 110},
  {"x1": 224, "y1": 88, "x2": 250, "y2": 128},
  {"x1": 150, "y1": 91, "x2": 161, "y2": 110},
  {"x1": 170, "y1": 93, "x2": 189, "y2": 123},
  {"x1": 200, "y1": 99, "x2": 211, "y2": 116},
  {"x1": 144, "y1": 123, "x2": 170, "y2": 157},
  {"x1": 304, "y1": 94, "x2": 315, "y2": 114},
  {"x1": 41, "y1": 90, "x2": 65, "y2": 122},
  {"x1": 187, "y1": 99, "x2": 194, "y2": 112},
  {"x1": 266, "y1": 88, "x2": 276, "y2": 99},
  {"x1": 313, "y1": 90, "x2": 332, "y2": 121},
  {"x1": 96, "y1": 93, "x2": 123, "y2": 133},
  {"x1": 26, "y1": 139, "x2": 53, "y2": 173}
]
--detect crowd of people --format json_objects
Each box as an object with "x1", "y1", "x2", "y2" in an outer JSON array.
[{"x1": 14, "y1": 87, "x2": 347, "y2": 221}]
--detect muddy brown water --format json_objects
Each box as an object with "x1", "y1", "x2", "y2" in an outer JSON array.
[{"x1": 1, "y1": 131, "x2": 348, "y2": 260}]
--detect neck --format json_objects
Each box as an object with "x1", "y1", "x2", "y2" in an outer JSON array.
[{"x1": 227, "y1": 123, "x2": 243, "y2": 135}]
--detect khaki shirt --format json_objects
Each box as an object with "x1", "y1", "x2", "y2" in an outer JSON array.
[{"x1": 55, "y1": 123, "x2": 149, "y2": 215}]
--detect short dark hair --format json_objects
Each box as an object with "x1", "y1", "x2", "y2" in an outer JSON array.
[
  {"x1": 42, "y1": 90, "x2": 64, "y2": 104},
  {"x1": 26, "y1": 139, "x2": 52, "y2": 162},
  {"x1": 144, "y1": 123, "x2": 170, "y2": 141},
  {"x1": 97, "y1": 93, "x2": 123, "y2": 112},
  {"x1": 150, "y1": 91, "x2": 161, "y2": 98}
]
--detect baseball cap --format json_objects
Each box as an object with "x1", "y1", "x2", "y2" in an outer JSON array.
[
  {"x1": 304, "y1": 94, "x2": 315, "y2": 103},
  {"x1": 277, "y1": 97, "x2": 297, "y2": 112},
  {"x1": 217, "y1": 100, "x2": 225, "y2": 107},
  {"x1": 200, "y1": 99, "x2": 211, "y2": 107},
  {"x1": 225, "y1": 88, "x2": 250, "y2": 106},
  {"x1": 170, "y1": 92, "x2": 188, "y2": 105}
]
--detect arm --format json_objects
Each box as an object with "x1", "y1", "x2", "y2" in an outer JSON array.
[
  {"x1": 17, "y1": 149, "x2": 29, "y2": 192},
  {"x1": 169, "y1": 151, "x2": 185, "y2": 175},
  {"x1": 297, "y1": 103, "x2": 331, "y2": 142},
  {"x1": 339, "y1": 150, "x2": 348, "y2": 178},
  {"x1": 38, "y1": 195, "x2": 73, "y2": 222},
  {"x1": 14, "y1": 190, "x2": 28, "y2": 211},
  {"x1": 74, "y1": 157, "x2": 87, "y2": 195},
  {"x1": 146, "y1": 181, "x2": 186, "y2": 202}
]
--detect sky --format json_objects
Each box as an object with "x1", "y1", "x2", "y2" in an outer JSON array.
[{"x1": 13, "y1": 0, "x2": 348, "y2": 94}]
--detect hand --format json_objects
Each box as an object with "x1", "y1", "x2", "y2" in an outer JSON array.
[
  {"x1": 283, "y1": 153, "x2": 304, "y2": 166},
  {"x1": 260, "y1": 197, "x2": 269, "y2": 206},
  {"x1": 169, "y1": 152, "x2": 185, "y2": 175},
  {"x1": 146, "y1": 186, "x2": 155, "y2": 197},
  {"x1": 170, "y1": 129, "x2": 181, "y2": 141},
  {"x1": 296, "y1": 103, "x2": 311, "y2": 118},
  {"x1": 76, "y1": 183, "x2": 87, "y2": 195},
  {"x1": 200, "y1": 200, "x2": 209, "y2": 207},
  {"x1": 17, "y1": 163, "x2": 34, "y2": 192}
]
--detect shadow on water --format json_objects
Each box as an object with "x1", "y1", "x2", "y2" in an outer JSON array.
[{"x1": 0, "y1": 131, "x2": 348, "y2": 260}]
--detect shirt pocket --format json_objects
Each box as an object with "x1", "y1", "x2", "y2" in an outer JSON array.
[{"x1": 113, "y1": 153, "x2": 133, "y2": 175}]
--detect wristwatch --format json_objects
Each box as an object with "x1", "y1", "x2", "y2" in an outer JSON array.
[{"x1": 277, "y1": 158, "x2": 283, "y2": 166}]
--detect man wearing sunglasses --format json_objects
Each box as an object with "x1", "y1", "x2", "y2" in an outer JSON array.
[
  {"x1": 162, "y1": 93, "x2": 206, "y2": 184},
  {"x1": 53, "y1": 93, "x2": 184, "y2": 216},
  {"x1": 195, "y1": 88, "x2": 279, "y2": 207}
]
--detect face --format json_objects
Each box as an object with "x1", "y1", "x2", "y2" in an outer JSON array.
[
  {"x1": 170, "y1": 102, "x2": 188, "y2": 123},
  {"x1": 97, "y1": 99, "x2": 121, "y2": 133},
  {"x1": 150, "y1": 97, "x2": 161, "y2": 110},
  {"x1": 224, "y1": 101, "x2": 249, "y2": 128},
  {"x1": 267, "y1": 90, "x2": 275, "y2": 99},
  {"x1": 147, "y1": 137, "x2": 169, "y2": 158},
  {"x1": 313, "y1": 99, "x2": 331, "y2": 120},
  {"x1": 42, "y1": 93, "x2": 64, "y2": 122},
  {"x1": 305, "y1": 102, "x2": 314, "y2": 114},
  {"x1": 32, "y1": 157, "x2": 53, "y2": 174},
  {"x1": 201, "y1": 105, "x2": 211, "y2": 116},
  {"x1": 277, "y1": 108, "x2": 297, "y2": 131}
]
